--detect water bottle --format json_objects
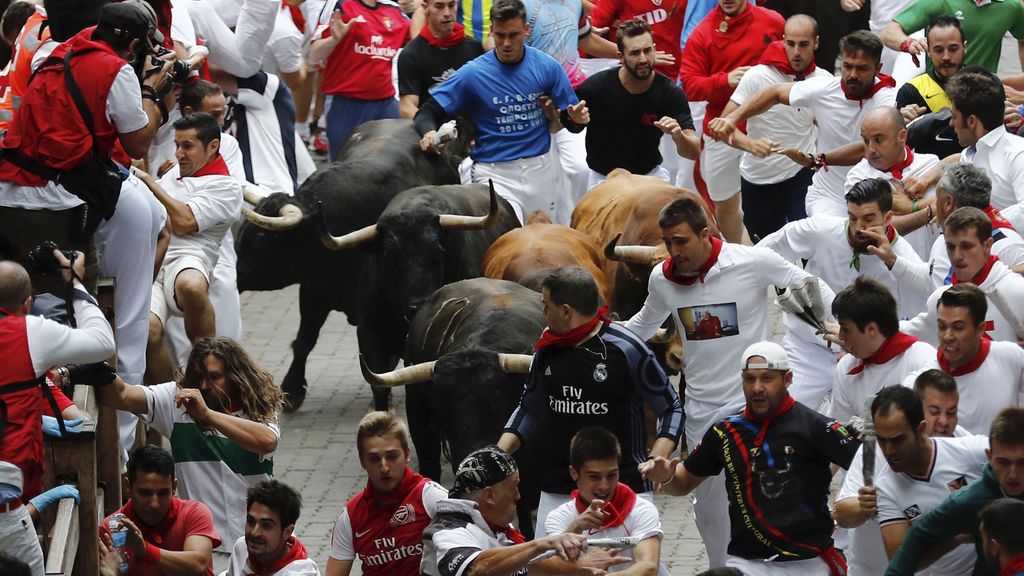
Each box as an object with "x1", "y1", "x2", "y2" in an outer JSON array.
[{"x1": 106, "y1": 513, "x2": 130, "y2": 574}]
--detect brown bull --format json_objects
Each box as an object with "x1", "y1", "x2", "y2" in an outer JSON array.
[{"x1": 481, "y1": 222, "x2": 610, "y2": 304}]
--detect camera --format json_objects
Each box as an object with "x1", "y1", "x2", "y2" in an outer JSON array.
[
  {"x1": 149, "y1": 46, "x2": 191, "y2": 84},
  {"x1": 28, "y1": 240, "x2": 76, "y2": 276}
]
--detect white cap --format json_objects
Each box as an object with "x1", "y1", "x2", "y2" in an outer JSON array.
[{"x1": 740, "y1": 341, "x2": 790, "y2": 372}]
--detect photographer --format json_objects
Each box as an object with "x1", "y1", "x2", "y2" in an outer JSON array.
[
  {"x1": 0, "y1": 0, "x2": 174, "y2": 294},
  {"x1": 0, "y1": 252, "x2": 115, "y2": 575}
]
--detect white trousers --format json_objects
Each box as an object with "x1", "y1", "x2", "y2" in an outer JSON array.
[
  {"x1": 588, "y1": 165, "x2": 672, "y2": 190},
  {"x1": 0, "y1": 505, "x2": 44, "y2": 576},
  {"x1": 727, "y1": 555, "x2": 830, "y2": 576},
  {"x1": 551, "y1": 130, "x2": 590, "y2": 226},
  {"x1": 94, "y1": 176, "x2": 164, "y2": 458},
  {"x1": 534, "y1": 490, "x2": 655, "y2": 537},
  {"x1": 471, "y1": 152, "x2": 558, "y2": 225},
  {"x1": 675, "y1": 101, "x2": 705, "y2": 191},
  {"x1": 686, "y1": 395, "x2": 745, "y2": 569}
]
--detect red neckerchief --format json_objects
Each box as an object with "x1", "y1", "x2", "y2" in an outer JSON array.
[
  {"x1": 181, "y1": 154, "x2": 230, "y2": 180},
  {"x1": 985, "y1": 205, "x2": 1016, "y2": 231},
  {"x1": 758, "y1": 40, "x2": 816, "y2": 79},
  {"x1": 841, "y1": 74, "x2": 896, "y2": 104},
  {"x1": 742, "y1": 393, "x2": 796, "y2": 446},
  {"x1": 571, "y1": 482, "x2": 637, "y2": 531},
  {"x1": 889, "y1": 146, "x2": 914, "y2": 180},
  {"x1": 283, "y1": 2, "x2": 306, "y2": 33},
  {"x1": 420, "y1": 23, "x2": 466, "y2": 48},
  {"x1": 487, "y1": 522, "x2": 526, "y2": 544},
  {"x1": 847, "y1": 332, "x2": 919, "y2": 375},
  {"x1": 124, "y1": 497, "x2": 181, "y2": 546},
  {"x1": 951, "y1": 255, "x2": 999, "y2": 285},
  {"x1": 246, "y1": 536, "x2": 309, "y2": 576},
  {"x1": 0, "y1": 305, "x2": 14, "y2": 316},
  {"x1": 663, "y1": 236, "x2": 723, "y2": 286},
  {"x1": 366, "y1": 467, "x2": 422, "y2": 508},
  {"x1": 535, "y1": 307, "x2": 611, "y2": 351},
  {"x1": 938, "y1": 335, "x2": 991, "y2": 376},
  {"x1": 999, "y1": 554, "x2": 1024, "y2": 576}
]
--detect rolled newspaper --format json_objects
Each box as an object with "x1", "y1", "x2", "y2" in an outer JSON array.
[
  {"x1": 529, "y1": 536, "x2": 642, "y2": 564},
  {"x1": 985, "y1": 286, "x2": 1024, "y2": 341},
  {"x1": 861, "y1": 398, "x2": 876, "y2": 487}
]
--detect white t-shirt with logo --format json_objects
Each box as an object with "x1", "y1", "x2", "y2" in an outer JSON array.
[{"x1": 829, "y1": 341, "x2": 937, "y2": 424}]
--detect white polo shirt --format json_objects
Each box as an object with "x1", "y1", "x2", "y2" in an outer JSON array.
[
  {"x1": 901, "y1": 340, "x2": 1024, "y2": 435},
  {"x1": 544, "y1": 493, "x2": 668, "y2": 576},
  {"x1": 845, "y1": 149, "x2": 942, "y2": 260},
  {"x1": 730, "y1": 65, "x2": 829, "y2": 185},
  {"x1": 962, "y1": 128, "x2": 1024, "y2": 227},
  {"x1": 901, "y1": 258, "x2": 1024, "y2": 346},
  {"x1": 788, "y1": 76, "x2": 896, "y2": 210},
  {"x1": 830, "y1": 338, "x2": 936, "y2": 423},
  {"x1": 868, "y1": 0, "x2": 915, "y2": 33}
]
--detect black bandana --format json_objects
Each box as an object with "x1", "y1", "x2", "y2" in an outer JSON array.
[{"x1": 450, "y1": 446, "x2": 517, "y2": 498}]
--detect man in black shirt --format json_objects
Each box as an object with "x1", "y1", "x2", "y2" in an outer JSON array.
[
  {"x1": 641, "y1": 341, "x2": 860, "y2": 576},
  {"x1": 575, "y1": 19, "x2": 699, "y2": 188},
  {"x1": 895, "y1": 15, "x2": 964, "y2": 121},
  {"x1": 497, "y1": 265, "x2": 683, "y2": 538},
  {"x1": 397, "y1": 0, "x2": 485, "y2": 119}
]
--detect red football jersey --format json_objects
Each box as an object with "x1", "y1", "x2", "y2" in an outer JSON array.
[
  {"x1": 345, "y1": 472, "x2": 432, "y2": 576},
  {"x1": 590, "y1": 0, "x2": 686, "y2": 80},
  {"x1": 319, "y1": 0, "x2": 410, "y2": 99}
]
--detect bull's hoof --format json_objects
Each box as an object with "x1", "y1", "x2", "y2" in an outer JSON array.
[{"x1": 282, "y1": 387, "x2": 307, "y2": 413}]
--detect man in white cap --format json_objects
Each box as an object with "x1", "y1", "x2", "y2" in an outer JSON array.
[{"x1": 640, "y1": 342, "x2": 861, "y2": 576}]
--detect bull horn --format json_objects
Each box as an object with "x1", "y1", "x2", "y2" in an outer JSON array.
[
  {"x1": 242, "y1": 183, "x2": 266, "y2": 206},
  {"x1": 438, "y1": 180, "x2": 500, "y2": 230},
  {"x1": 360, "y1": 355, "x2": 436, "y2": 388},
  {"x1": 497, "y1": 353, "x2": 534, "y2": 373},
  {"x1": 242, "y1": 201, "x2": 304, "y2": 231},
  {"x1": 648, "y1": 320, "x2": 677, "y2": 344},
  {"x1": 319, "y1": 201, "x2": 378, "y2": 250},
  {"x1": 604, "y1": 233, "x2": 663, "y2": 266}
]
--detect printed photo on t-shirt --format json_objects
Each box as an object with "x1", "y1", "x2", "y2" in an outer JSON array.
[{"x1": 678, "y1": 303, "x2": 739, "y2": 341}]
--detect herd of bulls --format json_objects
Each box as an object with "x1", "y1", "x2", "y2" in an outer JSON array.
[{"x1": 234, "y1": 119, "x2": 715, "y2": 534}]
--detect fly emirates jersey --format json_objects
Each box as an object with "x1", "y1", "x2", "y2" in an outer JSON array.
[
  {"x1": 318, "y1": 0, "x2": 410, "y2": 99},
  {"x1": 788, "y1": 75, "x2": 896, "y2": 214},
  {"x1": 330, "y1": 468, "x2": 447, "y2": 575},
  {"x1": 901, "y1": 339, "x2": 1024, "y2": 435}
]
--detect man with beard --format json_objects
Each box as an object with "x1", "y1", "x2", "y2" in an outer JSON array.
[
  {"x1": 900, "y1": 284, "x2": 1024, "y2": 436},
  {"x1": 575, "y1": 18, "x2": 699, "y2": 188},
  {"x1": 900, "y1": 207, "x2": 1024, "y2": 346},
  {"x1": 708, "y1": 31, "x2": 897, "y2": 219},
  {"x1": 758, "y1": 178, "x2": 926, "y2": 410},
  {"x1": 640, "y1": 342, "x2": 861, "y2": 575},
  {"x1": 886, "y1": 408, "x2": 1024, "y2": 576},
  {"x1": 845, "y1": 107, "x2": 941, "y2": 261},
  {"x1": 678, "y1": 0, "x2": 784, "y2": 243},
  {"x1": 97, "y1": 337, "x2": 284, "y2": 569},
  {"x1": 99, "y1": 445, "x2": 220, "y2": 576},
  {"x1": 979, "y1": 499, "x2": 1024, "y2": 575},
  {"x1": 896, "y1": 15, "x2": 965, "y2": 120},
  {"x1": 721, "y1": 14, "x2": 830, "y2": 241},
  {"x1": 221, "y1": 480, "x2": 320, "y2": 575},
  {"x1": 834, "y1": 386, "x2": 988, "y2": 576}
]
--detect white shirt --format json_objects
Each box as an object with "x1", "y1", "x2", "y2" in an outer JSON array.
[
  {"x1": 901, "y1": 341, "x2": 1024, "y2": 435},
  {"x1": 421, "y1": 499, "x2": 528, "y2": 576},
  {"x1": 962, "y1": 128, "x2": 1024, "y2": 226},
  {"x1": 901, "y1": 259, "x2": 1024, "y2": 346},
  {"x1": 233, "y1": 72, "x2": 302, "y2": 196},
  {"x1": 869, "y1": 0, "x2": 915, "y2": 33},
  {"x1": 156, "y1": 164, "x2": 242, "y2": 275},
  {"x1": 624, "y1": 243, "x2": 826, "y2": 407},
  {"x1": 219, "y1": 535, "x2": 321, "y2": 576},
  {"x1": 329, "y1": 480, "x2": 448, "y2": 560},
  {"x1": 263, "y1": 6, "x2": 305, "y2": 75},
  {"x1": 788, "y1": 76, "x2": 897, "y2": 207},
  {"x1": 845, "y1": 150, "x2": 942, "y2": 261},
  {"x1": 830, "y1": 340, "x2": 936, "y2": 423},
  {"x1": 141, "y1": 381, "x2": 280, "y2": 552},
  {"x1": 892, "y1": 226, "x2": 1024, "y2": 300},
  {"x1": 544, "y1": 494, "x2": 668, "y2": 576},
  {"x1": 0, "y1": 64, "x2": 149, "y2": 210},
  {"x1": 838, "y1": 435, "x2": 989, "y2": 576},
  {"x1": 730, "y1": 65, "x2": 829, "y2": 184},
  {"x1": 23, "y1": 287, "x2": 116, "y2": 376}
]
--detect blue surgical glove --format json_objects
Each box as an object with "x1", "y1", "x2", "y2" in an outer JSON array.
[
  {"x1": 29, "y1": 484, "x2": 80, "y2": 513},
  {"x1": 41, "y1": 416, "x2": 83, "y2": 437}
]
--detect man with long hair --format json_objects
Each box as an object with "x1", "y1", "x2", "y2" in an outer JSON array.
[{"x1": 97, "y1": 336, "x2": 284, "y2": 569}]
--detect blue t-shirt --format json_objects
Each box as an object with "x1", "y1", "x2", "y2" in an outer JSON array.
[
  {"x1": 523, "y1": 0, "x2": 589, "y2": 87},
  {"x1": 431, "y1": 46, "x2": 578, "y2": 163}
]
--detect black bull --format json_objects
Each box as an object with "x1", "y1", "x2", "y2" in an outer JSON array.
[
  {"x1": 234, "y1": 119, "x2": 467, "y2": 410},
  {"x1": 362, "y1": 278, "x2": 544, "y2": 536},
  {"x1": 322, "y1": 182, "x2": 521, "y2": 410}
]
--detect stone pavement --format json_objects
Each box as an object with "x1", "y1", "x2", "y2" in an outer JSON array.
[{"x1": 239, "y1": 286, "x2": 785, "y2": 574}]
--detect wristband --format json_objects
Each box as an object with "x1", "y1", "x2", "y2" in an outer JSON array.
[
  {"x1": 811, "y1": 153, "x2": 830, "y2": 173},
  {"x1": 141, "y1": 542, "x2": 162, "y2": 565},
  {"x1": 142, "y1": 87, "x2": 169, "y2": 126},
  {"x1": 926, "y1": 204, "x2": 934, "y2": 223},
  {"x1": 899, "y1": 39, "x2": 915, "y2": 53}
]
